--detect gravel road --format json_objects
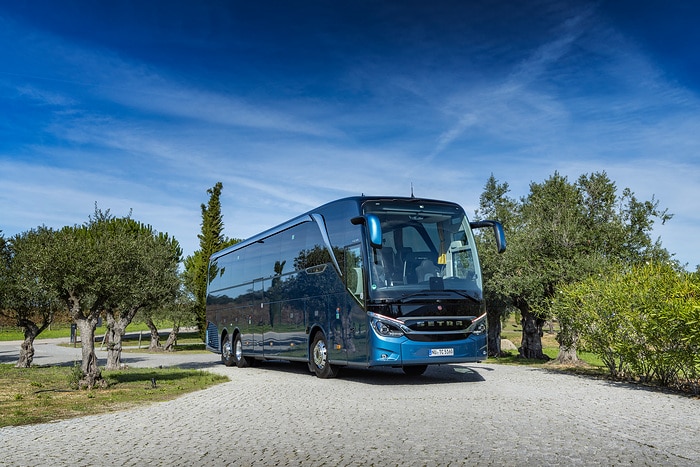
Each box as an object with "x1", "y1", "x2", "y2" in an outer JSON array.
[{"x1": 1, "y1": 340, "x2": 698, "y2": 466}]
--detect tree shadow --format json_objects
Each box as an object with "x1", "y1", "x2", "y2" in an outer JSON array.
[
  {"x1": 106, "y1": 369, "x2": 209, "y2": 384},
  {"x1": 0, "y1": 349, "x2": 18, "y2": 364}
]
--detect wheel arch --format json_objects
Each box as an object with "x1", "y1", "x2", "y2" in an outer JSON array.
[
  {"x1": 219, "y1": 329, "x2": 228, "y2": 353},
  {"x1": 220, "y1": 327, "x2": 242, "y2": 349},
  {"x1": 307, "y1": 325, "x2": 325, "y2": 357}
]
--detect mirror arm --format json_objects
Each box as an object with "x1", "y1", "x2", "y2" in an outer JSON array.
[{"x1": 470, "y1": 219, "x2": 506, "y2": 254}]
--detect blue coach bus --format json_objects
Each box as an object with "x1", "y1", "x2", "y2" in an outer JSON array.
[{"x1": 205, "y1": 196, "x2": 505, "y2": 377}]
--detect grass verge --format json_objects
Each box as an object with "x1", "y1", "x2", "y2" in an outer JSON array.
[
  {"x1": 490, "y1": 315, "x2": 607, "y2": 377},
  {"x1": 0, "y1": 364, "x2": 228, "y2": 428},
  {"x1": 0, "y1": 322, "x2": 190, "y2": 342}
]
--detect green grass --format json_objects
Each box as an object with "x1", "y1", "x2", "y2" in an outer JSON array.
[
  {"x1": 1, "y1": 325, "x2": 77, "y2": 341},
  {"x1": 491, "y1": 315, "x2": 607, "y2": 373},
  {"x1": 0, "y1": 321, "x2": 186, "y2": 342},
  {"x1": 0, "y1": 364, "x2": 229, "y2": 428},
  {"x1": 1, "y1": 325, "x2": 205, "y2": 354}
]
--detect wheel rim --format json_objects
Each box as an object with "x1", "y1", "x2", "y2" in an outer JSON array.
[
  {"x1": 235, "y1": 337, "x2": 243, "y2": 361},
  {"x1": 222, "y1": 337, "x2": 232, "y2": 360},
  {"x1": 313, "y1": 339, "x2": 327, "y2": 369}
]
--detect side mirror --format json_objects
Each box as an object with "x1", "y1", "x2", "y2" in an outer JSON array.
[
  {"x1": 351, "y1": 214, "x2": 382, "y2": 249},
  {"x1": 469, "y1": 220, "x2": 506, "y2": 254}
]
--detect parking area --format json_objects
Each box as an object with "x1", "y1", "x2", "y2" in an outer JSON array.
[{"x1": 1, "y1": 341, "x2": 699, "y2": 466}]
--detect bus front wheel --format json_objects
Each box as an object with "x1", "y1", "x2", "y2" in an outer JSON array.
[
  {"x1": 221, "y1": 333, "x2": 235, "y2": 367},
  {"x1": 310, "y1": 333, "x2": 338, "y2": 378}
]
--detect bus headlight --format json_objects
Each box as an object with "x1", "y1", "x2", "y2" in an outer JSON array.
[
  {"x1": 466, "y1": 313, "x2": 487, "y2": 335},
  {"x1": 369, "y1": 313, "x2": 409, "y2": 338},
  {"x1": 372, "y1": 319, "x2": 404, "y2": 337}
]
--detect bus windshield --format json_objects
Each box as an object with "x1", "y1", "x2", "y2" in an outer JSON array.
[{"x1": 363, "y1": 200, "x2": 482, "y2": 301}]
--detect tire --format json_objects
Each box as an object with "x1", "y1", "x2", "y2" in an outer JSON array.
[
  {"x1": 221, "y1": 333, "x2": 235, "y2": 367},
  {"x1": 233, "y1": 333, "x2": 251, "y2": 368},
  {"x1": 402, "y1": 365, "x2": 428, "y2": 376},
  {"x1": 310, "y1": 332, "x2": 338, "y2": 378}
]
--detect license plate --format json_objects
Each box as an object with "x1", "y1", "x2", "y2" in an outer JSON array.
[{"x1": 429, "y1": 348, "x2": 454, "y2": 357}]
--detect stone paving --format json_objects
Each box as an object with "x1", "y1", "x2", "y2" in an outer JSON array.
[{"x1": 1, "y1": 341, "x2": 699, "y2": 466}]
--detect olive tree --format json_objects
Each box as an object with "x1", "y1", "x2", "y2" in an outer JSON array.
[
  {"x1": 473, "y1": 175, "x2": 519, "y2": 356},
  {"x1": 39, "y1": 223, "x2": 109, "y2": 388},
  {"x1": 38, "y1": 208, "x2": 181, "y2": 387},
  {"x1": 99, "y1": 216, "x2": 182, "y2": 370},
  {"x1": 137, "y1": 278, "x2": 196, "y2": 352},
  {"x1": 475, "y1": 171, "x2": 672, "y2": 361},
  {"x1": 1, "y1": 228, "x2": 62, "y2": 367}
]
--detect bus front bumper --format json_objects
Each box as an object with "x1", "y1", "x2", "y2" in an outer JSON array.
[{"x1": 368, "y1": 333, "x2": 487, "y2": 367}]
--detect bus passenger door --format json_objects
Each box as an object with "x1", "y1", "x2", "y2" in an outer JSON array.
[{"x1": 343, "y1": 244, "x2": 369, "y2": 365}]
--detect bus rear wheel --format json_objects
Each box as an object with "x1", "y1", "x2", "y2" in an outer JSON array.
[
  {"x1": 402, "y1": 365, "x2": 428, "y2": 376},
  {"x1": 310, "y1": 333, "x2": 338, "y2": 378},
  {"x1": 233, "y1": 333, "x2": 251, "y2": 368}
]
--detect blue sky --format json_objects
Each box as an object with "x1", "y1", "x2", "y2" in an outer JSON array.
[{"x1": 1, "y1": 1, "x2": 699, "y2": 269}]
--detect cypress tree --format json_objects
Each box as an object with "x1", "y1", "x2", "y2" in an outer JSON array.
[{"x1": 192, "y1": 182, "x2": 225, "y2": 340}]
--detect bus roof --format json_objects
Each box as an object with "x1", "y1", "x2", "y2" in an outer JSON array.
[{"x1": 209, "y1": 195, "x2": 461, "y2": 261}]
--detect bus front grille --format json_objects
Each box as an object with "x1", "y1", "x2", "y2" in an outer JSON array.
[{"x1": 206, "y1": 322, "x2": 220, "y2": 351}]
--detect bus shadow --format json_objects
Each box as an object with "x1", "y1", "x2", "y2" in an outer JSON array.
[
  {"x1": 340, "y1": 364, "x2": 488, "y2": 385},
  {"x1": 244, "y1": 360, "x2": 489, "y2": 385}
]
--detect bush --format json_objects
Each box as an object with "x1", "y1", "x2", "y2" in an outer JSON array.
[{"x1": 554, "y1": 263, "x2": 700, "y2": 392}]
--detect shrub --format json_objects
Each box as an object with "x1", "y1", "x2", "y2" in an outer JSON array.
[{"x1": 554, "y1": 262, "x2": 700, "y2": 390}]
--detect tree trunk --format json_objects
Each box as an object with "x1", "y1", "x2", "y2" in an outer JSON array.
[
  {"x1": 146, "y1": 317, "x2": 162, "y2": 351},
  {"x1": 554, "y1": 325, "x2": 580, "y2": 365},
  {"x1": 104, "y1": 306, "x2": 142, "y2": 370},
  {"x1": 164, "y1": 324, "x2": 179, "y2": 352},
  {"x1": 15, "y1": 315, "x2": 52, "y2": 368},
  {"x1": 15, "y1": 321, "x2": 41, "y2": 368},
  {"x1": 487, "y1": 308, "x2": 502, "y2": 357},
  {"x1": 104, "y1": 313, "x2": 125, "y2": 370},
  {"x1": 16, "y1": 335, "x2": 36, "y2": 368},
  {"x1": 518, "y1": 300, "x2": 549, "y2": 360},
  {"x1": 554, "y1": 345, "x2": 580, "y2": 364},
  {"x1": 64, "y1": 292, "x2": 104, "y2": 389},
  {"x1": 76, "y1": 317, "x2": 103, "y2": 389}
]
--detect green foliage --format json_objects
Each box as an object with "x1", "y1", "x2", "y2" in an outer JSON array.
[
  {"x1": 84, "y1": 210, "x2": 183, "y2": 369},
  {"x1": 0, "y1": 231, "x2": 9, "y2": 308},
  {"x1": 1, "y1": 228, "x2": 63, "y2": 365},
  {"x1": 189, "y1": 182, "x2": 226, "y2": 340},
  {"x1": 474, "y1": 171, "x2": 674, "y2": 359},
  {"x1": 186, "y1": 183, "x2": 241, "y2": 340},
  {"x1": 4, "y1": 207, "x2": 184, "y2": 382},
  {"x1": 69, "y1": 361, "x2": 83, "y2": 390},
  {"x1": 554, "y1": 263, "x2": 700, "y2": 391}
]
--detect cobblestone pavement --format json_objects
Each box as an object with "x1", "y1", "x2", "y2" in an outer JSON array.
[{"x1": 1, "y1": 341, "x2": 699, "y2": 466}]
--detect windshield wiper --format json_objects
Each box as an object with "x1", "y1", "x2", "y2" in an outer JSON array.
[
  {"x1": 396, "y1": 290, "x2": 481, "y2": 303},
  {"x1": 396, "y1": 291, "x2": 434, "y2": 302},
  {"x1": 443, "y1": 289, "x2": 481, "y2": 303}
]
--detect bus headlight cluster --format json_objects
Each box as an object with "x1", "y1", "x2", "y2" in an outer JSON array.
[
  {"x1": 466, "y1": 313, "x2": 487, "y2": 335},
  {"x1": 373, "y1": 319, "x2": 403, "y2": 337},
  {"x1": 369, "y1": 312, "x2": 411, "y2": 338}
]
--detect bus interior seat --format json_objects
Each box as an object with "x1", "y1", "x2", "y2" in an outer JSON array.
[
  {"x1": 371, "y1": 249, "x2": 388, "y2": 287},
  {"x1": 403, "y1": 251, "x2": 437, "y2": 284},
  {"x1": 381, "y1": 247, "x2": 400, "y2": 284},
  {"x1": 415, "y1": 258, "x2": 441, "y2": 282}
]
